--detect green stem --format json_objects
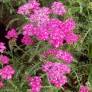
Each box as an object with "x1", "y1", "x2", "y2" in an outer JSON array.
[{"x1": 8, "y1": 80, "x2": 19, "y2": 91}]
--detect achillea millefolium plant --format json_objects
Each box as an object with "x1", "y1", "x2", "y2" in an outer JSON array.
[{"x1": 0, "y1": 0, "x2": 92, "y2": 92}]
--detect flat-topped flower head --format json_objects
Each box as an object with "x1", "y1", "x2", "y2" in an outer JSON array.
[
  {"x1": 49, "y1": 29, "x2": 65, "y2": 48},
  {"x1": 65, "y1": 32, "x2": 79, "y2": 44},
  {"x1": 43, "y1": 49, "x2": 73, "y2": 63},
  {"x1": 56, "y1": 50, "x2": 73, "y2": 63},
  {"x1": 0, "y1": 65, "x2": 15, "y2": 80},
  {"x1": 42, "y1": 61, "x2": 71, "y2": 88},
  {"x1": 48, "y1": 74, "x2": 67, "y2": 88},
  {"x1": 29, "y1": 7, "x2": 50, "y2": 27},
  {"x1": 17, "y1": 0, "x2": 40, "y2": 15},
  {"x1": 6, "y1": 28, "x2": 18, "y2": 40},
  {"x1": 35, "y1": 27, "x2": 49, "y2": 41},
  {"x1": 21, "y1": 35, "x2": 33, "y2": 46},
  {"x1": 42, "y1": 61, "x2": 54, "y2": 73},
  {"x1": 79, "y1": 85, "x2": 89, "y2": 92},
  {"x1": 27, "y1": 76, "x2": 42, "y2": 92},
  {"x1": 51, "y1": 1, "x2": 66, "y2": 15},
  {"x1": 0, "y1": 42, "x2": 6, "y2": 53},
  {"x1": 61, "y1": 18, "x2": 76, "y2": 33},
  {"x1": 23, "y1": 23, "x2": 34, "y2": 36},
  {"x1": 48, "y1": 18, "x2": 63, "y2": 31},
  {"x1": 47, "y1": 18, "x2": 64, "y2": 48},
  {"x1": 42, "y1": 61, "x2": 71, "y2": 74},
  {"x1": 0, "y1": 55, "x2": 9, "y2": 64}
]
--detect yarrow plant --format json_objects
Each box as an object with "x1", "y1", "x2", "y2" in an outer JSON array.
[
  {"x1": 17, "y1": 0, "x2": 79, "y2": 91},
  {"x1": 0, "y1": 0, "x2": 91, "y2": 92}
]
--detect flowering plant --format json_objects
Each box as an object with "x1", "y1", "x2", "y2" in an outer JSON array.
[{"x1": 0, "y1": 0, "x2": 92, "y2": 92}]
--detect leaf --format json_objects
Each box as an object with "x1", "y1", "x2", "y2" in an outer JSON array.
[{"x1": 60, "y1": 0, "x2": 64, "y2": 2}]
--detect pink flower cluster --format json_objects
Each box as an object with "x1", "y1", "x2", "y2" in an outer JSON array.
[
  {"x1": 6, "y1": 28, "x2": 18, "y2": 40},
  {"x1": 0, "y1": 65, "x2": 15, "y2": 80},
  {"x1": 29, "y1": 7, "x2": 50, "y2": 27},
  {"x1": 0, "y1": 42, "x2": 6, "y2": 53},
  {"x1": 27, "y1": 76, "x2": 42, "y2": 92},
  {"x1": 23, "y1": 23, "x2": 34, "y2": 36},
  {"x1": 79, "y1": 85, "x2": 89, "y2": 92},
  {"x1": 17, "y1": 0, "x2": 79, "y2": 90},
  {"x1": 22, "y1": 18, "x2": 78, "y2": 47},
  {"x1": 0, "y1": 41, "x2": 15, "y2": 80},
  {"x1": 17, "y1": 1, "x2": 78, "y2": 47},
  {"x1": 51, "y1": 1, "x2": 67, "y2": 15},
  {"x1": 43, "y1": 49, "x2": 73, "y2": 63},
  {"x1": 0, "y1": 55, "x2": 9, "y2": 64},
  {"x1": 17, "y1": 0, "x2": 40, "y2": 15},
  {"x1": 21, "y1": 35, "x2": 33, "y2": 45},
  {"x1": 0, "y1": 43, "x2": 15, "y2": 79},
  {"x1": 17, "y1": 1, "x2": 66, "y2": 16},
  {"x1": 42, "y1": 61, "x2": 71, "y2": 88},
  {"x1": 0, "y1": 40, "x2": 15, "y2": 88}
]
